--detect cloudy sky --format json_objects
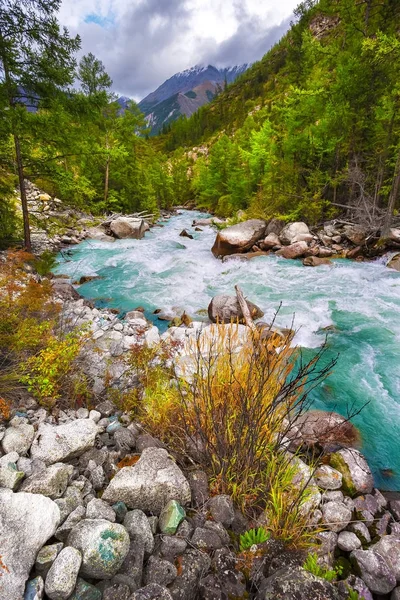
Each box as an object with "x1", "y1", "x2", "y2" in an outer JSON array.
[{"x1": 59, "y1": 0, "x2": 299, "y2": 101}]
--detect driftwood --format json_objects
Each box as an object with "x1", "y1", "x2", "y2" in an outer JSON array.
[{"x1": 235, "y1": 285, "x2": 257, "y2": 332}]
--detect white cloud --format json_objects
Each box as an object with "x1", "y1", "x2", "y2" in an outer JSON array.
[{"x1": 59, "y1": 0, "x2": 299, "y2": 100}]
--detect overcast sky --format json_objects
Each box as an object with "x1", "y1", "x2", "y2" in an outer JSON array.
[{"x1": 59, "y1": 0, "x2": 299, "y2": 101}]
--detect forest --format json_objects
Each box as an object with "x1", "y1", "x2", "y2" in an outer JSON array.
[{"x1": 1, "y1": 0, "x2": 400, "y2": 249}]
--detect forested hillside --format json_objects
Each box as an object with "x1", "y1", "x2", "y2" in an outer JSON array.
[
  {"x1": 1, "y1": 0, "x2": 400, "y2": 251},
  {"x1": 163, "y1": 0, "x2": 400, "y2": 229}
]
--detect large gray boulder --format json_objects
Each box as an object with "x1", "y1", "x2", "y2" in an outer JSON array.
[
  {"x1": 110, "y1": 217, "x2": 148, "y2": 240},
  {"x1": 373, "y1": 535, "x2": 400, "y2": 582},
  {"x1": 256, "y1": 565, "x2": 340, "y2": 599},
  {"x1": 0, "y1": 488, "x2": 60, "y2": 600},
  {"x1": 123, "y1": 510, "x2": 155, "y2": 555},
  {"x1": 330, "y1": 448, "x2": 374, "y2": 497},
  {"x1": 102, "y1": 447, "x2": 191, "y2": 514},
  {"x1": 20, "y1": 463, "x2": 73, "y2": 499},
  {"x1": 45, "y1": 547, "x2": 82, "y2": 600},
  {"x1": 30, "y1": 419, "x2": 98, "y2": 465},
  {"x1": 296, "y1": 410, "x2": 359, "y2": 449},
  {"x1": 211, "y1": 219, "x2": 266, "y2": 257},
  {"x1": 279, "y1": 222, "x2": 310, "y2": 245},
  {"x1": 208, "y1": 294, "x2": 264, "y2": 324},
  {"x1": 350, "y1": 548, "x2": 396, "y2": 595},
  {"x1": 67, "y1": 519, "x2": 130, "y2": 579}
]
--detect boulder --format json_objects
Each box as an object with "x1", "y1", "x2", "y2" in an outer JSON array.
[
  {"x1": 1, "y1": 419, "x2": 34, "y2": 455},
  {"x1": 303, "y1": 256, "x2": 332, "y2": 267},
  {"x1": 261, "y1": 232, "x2": 281, "y2": 249},
  {"x1": 20, "y1": 463, "x2": 73, "y2": 499},
  {"x1": 330, "y1": 448, "x2": 374, "y2": 497},
  {"x1": 168, "y1": 549, "x2": 211, "y2": 600},
  {"x1": 208, "y1": 294, "x2": 264, "y2": 324},
  {"x1": 207, "y1": 495, "x2": 235, "y2": 527},
  {"x1": 131, "y1": 584, "x2": 173, "y2": 600},
  {"x1": 276, "y1": 241, "x2": 308, "y2": 259},
  {"x1": 342, "y1": 225, "x2": 367, "y2": 245},
  {"x1": 24, "y1": 575, "x2": 45, "y2": 600},
  {"x1": 373, "y1": 535, "x2": 400, "y2": 582},
  {"x1": 211, "y1": 219, "x2": 266, "y2": 257},
  {"x1": 86, "y1": 226, "x2": 114, "y2": 242},
  {"x1": 35, "y1": 543, "x2": 64, "y2": 578},
  {"x1": 350, "y1": 549, "x2": 396, "y2": 595},
  {"x1": 123, "y1": 510, "x2": 155, "y2": 555},
  {"x1": 67, "y1": 519, "x2": 130, "y2": 579},
  {"x1": 159, "y1": 500, "x2": 186, "y2": 535},
  {"x1": 388, "y1": 228, "x2": 400, "y2": 243},
  {"x1": 86, "y1": 498, "x2": 116, "y2": 522},
  {"x1": 51, "y1": 280, "x2": 81, "y2": 301},
  {"x1": 296, "y1": 410, "x2": 359, "y2": 449},
  {"x1": 279, "y1": 222, "x2": 310, "y2": 245},
  {"x1": 388, "y1": 253, "x2": 400, "y2": 272},
  {"x1": 0, "y1": 489, "x2": 60, "y2": 600},
  {"x1": 179, "y1": 229, "x2": 193, "y2": 239},
  {"x1": 256, "y1": 565, "x2": 340, "y2": 599},
  {"x1": 337, "y1": 531, "x2": 362, "y2": 552},
  {"x1": 45, "y1": 547, "x2": 82, "y2": 600},
  {"x1": 314, "y1": 465, "x2": 343, "y2": 490},
  {"x1": 110, "y1": 217, "x2": 148, "y2": 239},
  {"x1": 102, "y1": 447, "x2": 191, "y2": 514},
  {"x1": 30, "y1": 419, "x2": 98, "y2": 465},
  {"x1": 321, "y1": 501, "x2": 352, "y2": 533}
]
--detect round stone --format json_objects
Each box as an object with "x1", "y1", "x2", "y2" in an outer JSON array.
[
  {"x1": 45, "y1": 547, "x2": 82, "y2": 600},
  {"x1": 67, "y1": 519, "x2": 130, "y2": 579}
]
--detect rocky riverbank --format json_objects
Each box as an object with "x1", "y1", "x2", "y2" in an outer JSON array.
[{"x1": 2, "y1": 381, "x2": 400, "y2": 600}]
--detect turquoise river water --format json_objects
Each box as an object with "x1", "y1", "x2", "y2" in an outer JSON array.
[{"x1": 55, "y1": 210, "x2": 400, "y2": 490}]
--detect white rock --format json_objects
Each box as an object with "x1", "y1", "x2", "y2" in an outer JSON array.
[
  {"x1": 102, "y1": 447, "x2": 191, "y2": 514},
  {"x1": 45, "y1": 547, "x2": 82, "y2": 600},
  {"x1": 20, "y1": 463, "x2": 73, "y2": 499},
  {"x1": 1, "y1": 421, "x2": 35, "y2": 455},
  {"x1": 0, "y1": 489, "x2": 60, "y2": 600},
  {"x1": 30, "y1": 419, "x2": 98, "y2": 465}
]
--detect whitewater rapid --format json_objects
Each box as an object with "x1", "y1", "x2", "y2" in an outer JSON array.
[{"x1": 55, "y1": 210, "x2": 400, "y2": 490}]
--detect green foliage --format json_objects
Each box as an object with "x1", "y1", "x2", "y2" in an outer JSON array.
[
  {"x1": 33, "y1": 251, "x2": 58, "y2": 277},
  {"x1": 303, "y1": 552, "x2": 342, "y2": 582},
  {"x1": 239, "y1": 527, "x2": 270, "y2": 551}
]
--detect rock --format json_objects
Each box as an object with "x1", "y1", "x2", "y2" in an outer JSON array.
[
  {"x1": 45, "y1": 547, "x2": 82, "y2": 600},
  {"x1": 102, "y1": 447, "x2": 191, "y2": 514},
  {"x1": 179, "y1": 229, "x2": 193, "y2": 239},
  {"x1": 392, "y1": 588, "x2": 400, "y2": 600},
  {"x1": 102, "y1": 584, "x2": 130, "y2": 600},
  {"x1": 86, "y1": 498, "x2": 116, "y2": 522},
  {"x1": 256, "y1": 565, "x2": 340, "y2": 599},
  {"x1": 390, "y1": 500, "x2": 400, "y2": 521},
  {"x1": 191, "y1": 526, "x2": 223, "y2": 551},
  {"x1": 68, "y1": 577, "x2": 102, "y2": 600},
  {"x1": 337, "y1": 531, "x2": 361, "y2": 552},
  {"x1": 211, "y1": 219, "x2": 266, "y2": 257},
  {"x1": 123, "y1": 509, "x2": 154, "y2": 555},
  {"x1": 314, "y1": 465, "x2": 343, "y2": 490},
  {"x1": 348, "y1": 521, "x2": 371, "y2": 545},
  {"x1": 20, "y1": 463, "x2": 73, "y2": 499},
  {"x1": 261, "y1": 233, "x2": 281, "y2": 249},
  {"x1": 0, "y1": 459, "x2": 25, "y2": 489},
  {"x1": 388, "y1": 254, "x2": 400, "y2": 271},
  {"x1": 207, "y1": 495, "x2": 235, "y2": 527},
  {"x1": 131, "y1": 584, "x2": 173, "y2": 600},
  {"x1": 343, "y1": 225, "x2": 367, "y2": 245},
  {"x1": 187, "y1": 471, "x2": 209, "y2": 508},
  {"x1": 0, "y1": 489, "x2": 60, "y2": 600},
  {"x1": 321, "y1": 501, "x2": 352, "y2": 532},
  {"x1": 296, "y1": 410, "x2": 359, "y2": 449},
  {"x1": 67, "y1": 519, "x2": 130, "y2": 579},
  {"x1": 350, "y1": 548, "x2": 396, "y2": 594},
  {"x1": 145, "y1": 556, "x2": 178, "y2": 586},
  {"x1": 330, "y1": 448, "x2": 374, "y2": 497},
  {"x1": 51, "y1": 280, "x2": 81, "y2": 301},
  {"x1": 303, "y1": 256, "x2": 332, "y2": 267},
  {"x1": 279, "y1": 222, "x2": 310, "y2": 245},
  {"x1": 2, "y1": 420, "x2": 34, "y2": 455},
  {"x1": 24, "y1": 576, "x2": 44, "y2": 600},
  {"x1": 168, "y1": 549, "x2": 211, "y2": 600},
  {"x1": 110, "y1": 217, "x2": 147, "y2": 240},
  {"x1": 35, "y1": 543, "x2": 64, "y2": 577},
  {"x1": 373, "y1": 535, "x2": 400, "y2": 582},
  {"x1": 30, "y1": 419, "x2": 98, "y2": 465},
  {"x1": 55, "y1": 506, "x2": 87, "y2": 542},
  {"x1": 276, "y1": 241, "x2": 308, "y2": 259},
  {"x1": 208, "y1": 294, "x2": 263, "y2": 324},
  {"x1": 159, "y1": 500, "x2": 186, "y2": 534}
]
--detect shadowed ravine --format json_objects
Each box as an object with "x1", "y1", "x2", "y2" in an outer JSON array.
[{"x1": 55, "y1": 210, "x2": 400, "y2": 490}]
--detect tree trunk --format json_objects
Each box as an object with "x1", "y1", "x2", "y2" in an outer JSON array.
[
  {"x1": 235, "y1": 285, "x2": 257, "y2": 332},
  {"x1": 104, "y1": 155, "x2": 110, "y2": 206},
  {"x1": 381, "y1": 149, "x2": 400, "y2": 238},
  {"x1": 14, "y1": 134, "x2": 31, "y2": 252}
]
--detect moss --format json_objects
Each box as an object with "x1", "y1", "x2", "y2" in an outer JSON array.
[{"x1": 329, "y1": 453, "x2": 357, "y2": 497}]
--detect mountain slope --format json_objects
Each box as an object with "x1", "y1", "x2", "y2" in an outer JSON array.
[{"x1": 137, "y1": 64, "x2": 249, "y2": 135}]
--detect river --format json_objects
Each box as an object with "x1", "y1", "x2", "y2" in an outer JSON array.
[{"x1": 55, "y1": 210, "x2": 400, "y2": 490}]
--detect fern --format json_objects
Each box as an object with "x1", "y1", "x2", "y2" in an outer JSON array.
[{"x1": 239, "y1": 527, "x2": 270, "y2": 551}]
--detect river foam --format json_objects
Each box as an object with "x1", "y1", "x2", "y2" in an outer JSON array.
[{"x1": 55, "y1": 210, "x2": 400, "y2": 490}]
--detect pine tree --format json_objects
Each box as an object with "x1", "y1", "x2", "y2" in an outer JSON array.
[{"x1": 0, "y1": 0, "x2": 80, "y2": 250}]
